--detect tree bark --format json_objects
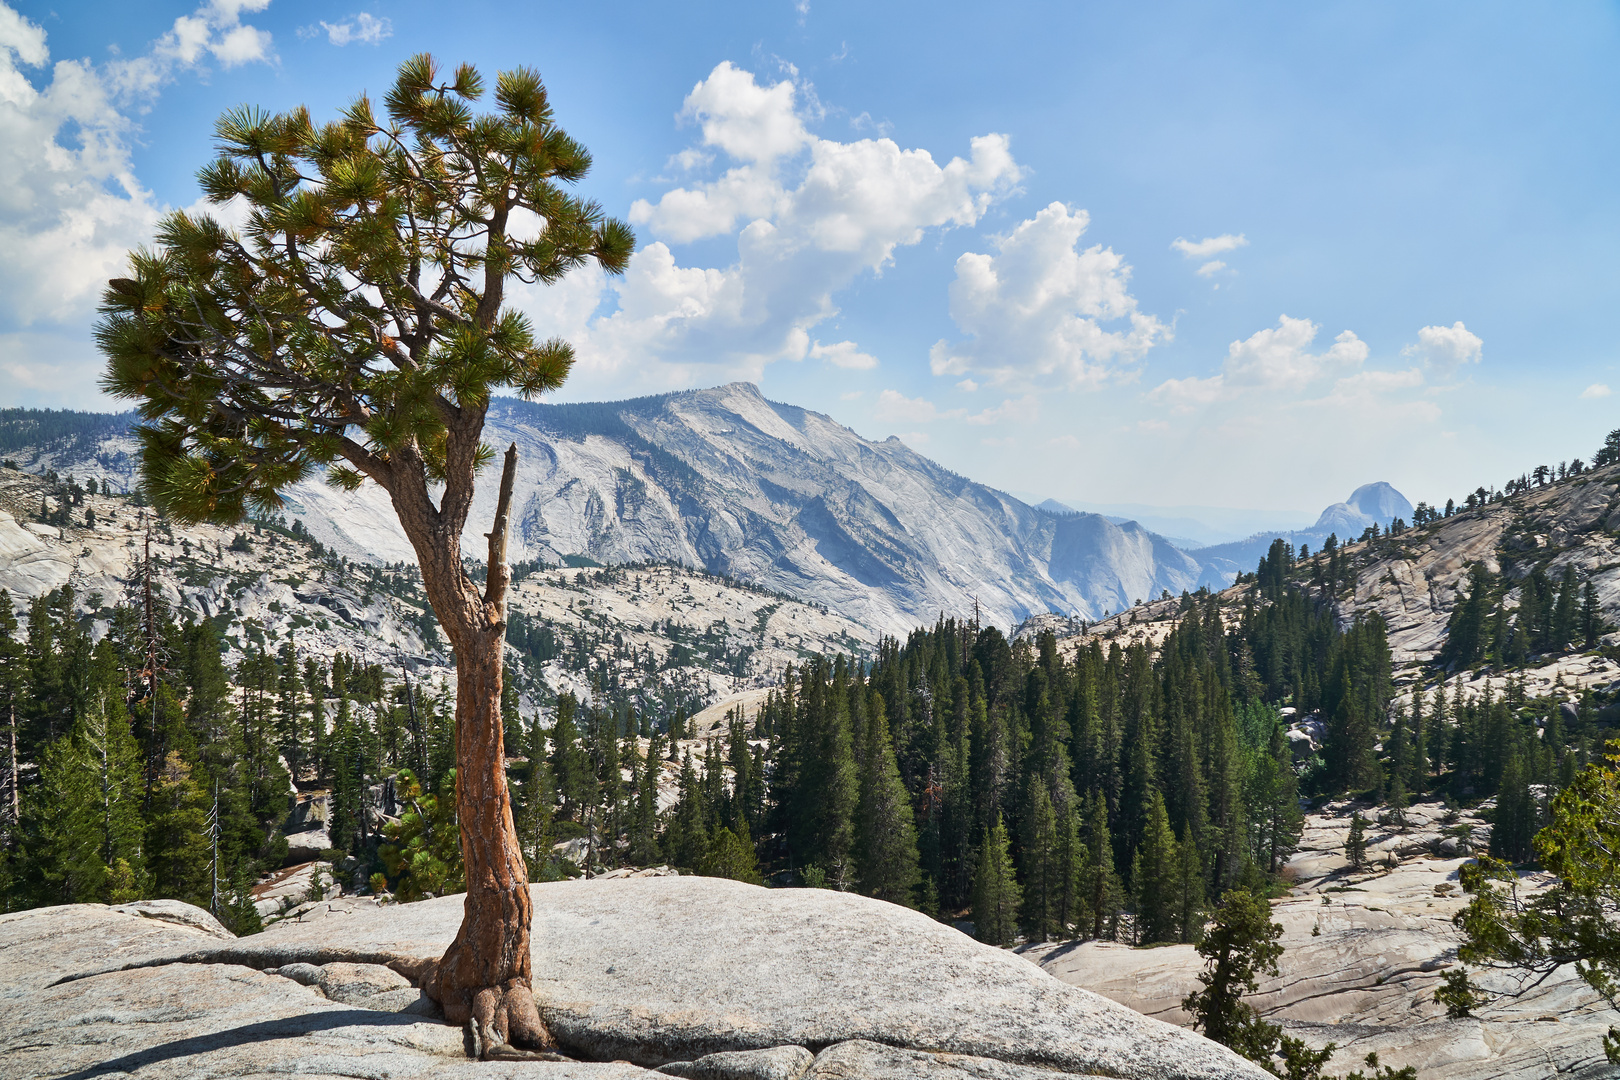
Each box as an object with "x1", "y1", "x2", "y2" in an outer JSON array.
[{"x1": 387, "y1": 444, "x2": 554, "y2": 1058}]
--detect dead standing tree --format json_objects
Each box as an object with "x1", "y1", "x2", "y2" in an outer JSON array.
[{"x1": 96, "y1": 54, "x2": 632, "y2": 1057}]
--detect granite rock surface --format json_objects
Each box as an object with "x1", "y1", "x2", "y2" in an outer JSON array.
[
  {"x1": 1022, "y1": 799, "x2": 1620, "y2": 1080},
  {"x1": 1, "y1": 877, "x2": 1270, "y2": 1080}
]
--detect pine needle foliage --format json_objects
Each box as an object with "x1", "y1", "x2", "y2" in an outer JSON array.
[
  {"x1": 1183, "y1": 888, "x2": 1285, "y2": 1062},
  {"x1": 96, "y1": 54, "x2": 632, "y2": 524},
  {"x1": 378, "y1": 768, "x2": 463, "y2": 902},
  {"x1": 1455, "y1": 740, "x2": 1620, "y2": 1063}
]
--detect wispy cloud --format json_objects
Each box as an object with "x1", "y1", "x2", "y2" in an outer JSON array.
[
  {"x1": 1171, "y1": 233, "x2": 1247, "y2": 259},
  {"x1": 809, "y1": 339, "x2": 878, "y2": 370},
  {"x1": 301, "y1": 12, "x2": 392, "y2": 46},
  {"x1": 1173, "y1": 233, "x2": 1247, "y2": 280}
]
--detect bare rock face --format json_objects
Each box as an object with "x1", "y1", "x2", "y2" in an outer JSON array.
[
  {"x1": 658, "y1": 1045, "x2": 815, "y2": 1080},
  {"x1": 1022, "y1": 800, "x2": 1620, "y2": 1080},
  {"x1": 0, "y1": 903, "x2": 544, "y2": 1080},
  {"x1": 804, "y1": 1040, "x2": 1115, "y2": 1080},
  {"x1": 109, "y1": 898, "x2": 235, "y2": 940},
  {"x1": 0, "y1": 878, "x2": 1269, "y2": 1080}
]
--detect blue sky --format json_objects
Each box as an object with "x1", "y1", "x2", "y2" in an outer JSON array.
[{"x1": 2, "y1": 1, "x2": 1617, "y2": 515}]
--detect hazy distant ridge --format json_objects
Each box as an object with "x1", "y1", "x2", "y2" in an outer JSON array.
[{"x1": 0, "y1": 385, "x2": 1213, "y2": 637}]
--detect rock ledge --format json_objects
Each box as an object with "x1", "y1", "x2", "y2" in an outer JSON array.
[{"x1": 1, "y1": 877, "x2": 1269, "y2": 1080}]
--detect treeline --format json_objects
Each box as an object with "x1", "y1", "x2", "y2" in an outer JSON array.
[
  {"x1": 1378, "y1": 675, "x2": 1607, "y2": 865},
  {"x1": 1439, "y1": 562, "x2": 1602, "y2": 669},
  {"x1": 1410, "y1": 425, "x2": 1620, "y2": 523},
  {"x1": 0, "y1": 408, "x2": 135, "y2": 455},
  {"x1": 4, "y1": 533, "x2": 1599, "y2": 942},
  {"x1": 617, "y1": 553, "x2": 1392, "y2": 946},
  {"x1": 0, "y1": 582, "x2": 469, "y2": 928}
]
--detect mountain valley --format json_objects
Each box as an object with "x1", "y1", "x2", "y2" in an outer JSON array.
[
  {"x1": 5, "y1": 398, "x2": 1620, "y2": 1080},
  {"x1": 2, "y1": 388, "x2": 1223, "y2": 637}
]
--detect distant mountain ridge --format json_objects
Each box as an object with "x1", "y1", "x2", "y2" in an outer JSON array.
[
  {"x1": 1028, "y1": 496, "x2": 1316, "y2": 549},
  {"x1": 0, "y1": 384, "x2": 1212, "y2": 637},
  {"x1": 1192, "y1": 481, "x2": 1415, "y2": 585}
]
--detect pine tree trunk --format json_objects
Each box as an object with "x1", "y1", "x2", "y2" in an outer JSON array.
[
  {"x1": 5, "y1": 694, "x2": 18, "y2": 839},
  {"x1": 419, "y1": 629, "x2": 553, "y2": 1052},
  {"x1": 387, "y1": 444, "x2": 556, "y2": 1059}
]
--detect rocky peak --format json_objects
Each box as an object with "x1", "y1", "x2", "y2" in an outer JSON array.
[{"x1": 1312, "y1": 481, "x2": 1414, "y2": 536}]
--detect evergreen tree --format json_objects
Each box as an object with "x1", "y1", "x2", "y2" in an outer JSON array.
[
  {"x1": 275, "y1": 643, "x2": 305, "y2": 780},
  {"x1": 99, "y1": 53, "x2": 634, "y2": 1042},
  {"x1": 1133, "y1": 790, "x2": 1180, "y2": 944},
  {"x1": 1492, "y1": 751, "x2": 1537, "y2": 863},
  {"x1": 1582, "y1": 582, "x2": 1604, "y2": 649},
  {"x1": 854, "y1": 693, "x2": 921, "y2": 907},
  {"x1": 972, "y1": 815, "x2": 1022, "y2": 947},
  {"x1": 512, "y1": 713, "x2": 558, "y2": 877},
  {"x1": 594, "y1": 718, "x2": 622, "y2": 863},
  {"x1": 1051, "y1": 787, "x2": 1089, "y2": 939},
  {"x1": 303, "y1": 659, "x2": 327, "y2": 782},
  {"x1": 1324, "y1": 682, "x2": 1379, "y2": 795},
  {"x1": 1386, "y1": 705, "x2": 1411, "y2": 814},
  {"x1": 1346, "y1": 812, "x2": 1368, "y2": 869},
  {"x1": 549, "y1": 694, "x2": 591, "y2": 820},
  {"x1": 1594, "y1": 428, "x2": 1620, "y2": 467},
  {"x1": 146, "y1": 750, "x2": 210, "y2": 904},
  {"x1": 664, "y1": 749, "x2": 709, "y2": 872},
  {"x1": 1551, "y1": 566, "x2": 1580, "y2": 653},
  {"x1": 0, "y1": 596, "x2": 24, "y2": 849},
  {"x1": 1174, "y1": 828, "x2": 1208, "y2": 944},
  {"x1": 1440, "y1": 564, "x2": 1493, "y2": 669},
  {"x1": 1182, "y1": 888, "x2": 1285, "y2": 1064},
  {"x1": 1020, "y1": 779, "x2": 1063, "y2": 941},
  {"x1": 378, "y1": 769, "x2": 463, "y2": 901},
  {"x1": 1247, "y1": 713, "x2": 1302, "y2": 874},
  {"x1": 1083, "y1": 787, "x2": 1123, "y2": 940},
  {"x1": 702, "y1": 822, "x2": 762, "y2": 885},
  {"x1": 726, "y1": 713, "x2": 760, "y2": 836},
  {"x1": 32, "y1": 691, "x2": 146, "y2": 904},
  {"x1": 627, "y1": 732, "x2": 662, "y2": 866},
  {"x1": 797, "y1": 660, "x2": 858, "y2": 888}
]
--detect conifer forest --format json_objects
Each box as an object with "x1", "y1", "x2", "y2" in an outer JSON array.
[{"x1": 3, "y1": 519, "x2": 1602, "y2": 947}]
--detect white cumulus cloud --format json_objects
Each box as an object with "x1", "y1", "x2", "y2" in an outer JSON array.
[
  {"x1": 1583, "y1": 383, "x2": 1611, "y2": 399},
  {"x1": 1150, "y1": 315, "x2": 1368, "y2": 409},
  {"x1": 929, "y1": 202, "x2": 1168, "y2": 389},
  {"x1": 533, "y1": 61, "x2": 1023, "y2": 397},
  {"x1": 1403, "y1": 321, "x2": 1482, "y2": 376},
  {"x1": 106, "y1": 0, "x2": 274, "y2": 96},
  {"x1": 0, "y1": 0, "x2": 275, "y2": 406},
  {"x1": 0, "y1": 17, "x2": 155, "y2": 326}
]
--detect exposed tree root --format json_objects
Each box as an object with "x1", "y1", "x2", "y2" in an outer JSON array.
[{"x1": 412, "y1": 955, "x2": 557, "y2": 1060}]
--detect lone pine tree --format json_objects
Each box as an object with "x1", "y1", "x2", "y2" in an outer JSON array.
[{"x1": 96, "y1": 54, "x2": 631, "y2": 1057}]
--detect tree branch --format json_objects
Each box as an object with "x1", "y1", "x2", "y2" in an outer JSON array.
[
  {"x1": 483, "y1": 442, "x2": 517, "y2": 619},
  {"x1": 338, "y1": 436, "x2": 396, "y2": 490}
]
